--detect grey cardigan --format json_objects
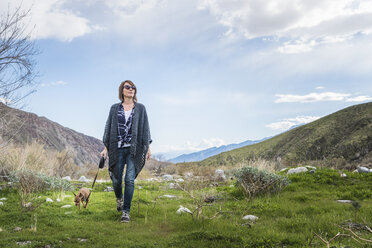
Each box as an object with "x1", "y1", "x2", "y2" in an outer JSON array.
[{"x1": 103, "y1": 102, "x2": 151, "y2": 178}]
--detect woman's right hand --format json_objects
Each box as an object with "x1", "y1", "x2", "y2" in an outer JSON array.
[{"x1": 100, "y1": 147, "x2": 108, "y2": 159}]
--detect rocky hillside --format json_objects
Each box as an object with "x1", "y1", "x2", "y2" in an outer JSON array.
[
  {"x1": 0, "y1": 103, "x2": 104, "y2": 166},
  {"x1": 196, "y1": 102, "x2": 372, "y2": 167}
]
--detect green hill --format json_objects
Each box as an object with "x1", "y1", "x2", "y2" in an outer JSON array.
[{"x1": 196, "y1": 102, "x2": 372, "y2": 168}]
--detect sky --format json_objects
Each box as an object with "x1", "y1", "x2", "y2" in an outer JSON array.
[{"x1": 1, "y1": 0, "x2": 372, "y2": 159}]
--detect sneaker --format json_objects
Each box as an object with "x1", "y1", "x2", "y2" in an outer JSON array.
[
  {"x1": 120, "y1": 211, "x2": 130, "y2": 223},
  {"x1": 116, "y1": 199, "x2": 124, "y2": 212}
]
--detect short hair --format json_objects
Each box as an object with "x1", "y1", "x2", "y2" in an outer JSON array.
[{"x1": 119, "y1": 80, "x2": 138, "y2": 102}]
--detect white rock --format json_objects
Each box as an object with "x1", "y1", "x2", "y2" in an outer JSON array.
[
  {"x1": 0, "y1": 227, "x2": 3, "y2": 232},
  {"x1": 162, "y1": 174, "x2": 174, "y2": 181},
  {"x1": 0, "y1": 202, "x2": 3, "y2": 206},
  {"x1": 280, "y1": 168, "x2": 288, "y2": 172},
  {"x1": 56, "y1": 198, "x2": 61, "y2": 202},
  {"x1": 0, "y1": 197, "x2": 7, "y2": 201},
  {"x1": 169, "y1": 183, "x2": 177, "y2": 189},
  {"x1": 176, "y1": 205, "x2": 192, "y2": 215},
  {"x1": 161, "y1": 195, "x2": 176, "y2": 199},
  {"x1": 340, "y1": 173, "x2": 347, "y2": 177},
  {"x1": 78, "y1": 238, "x2": 87, "y2": 242},
  {"x1": 305, "y1": 166, "x2": 317, "y2": 170},
  {"x1": 14, "y1": 227, "x2": 22, "y2": 231},
  {"x1": 184, "y1": 172, "x2": 193, "y2": 178},
  {"x1": 287, "y1": 167, "x2": 308, "y2": 174},
  {"x1": 16, "y1": 241, "x2": 31, "y2": 245},
  {"x1": 337, "y1": 200, "x2": 353, "y2": 203},
  {"x1": 46, "y1": 198, "x2": 53, "y2": 203},
  {"x1": 357, "y1": 166, "x2": 370, "y2": 173},
  {"x1": 24, "y1": 202, "x2": 32, "y2": 208},
  {"x1": 242, "y1": 215, "x2": 259, "y2": 221},
  {"x1": 215, "y1": 169, "x2": 224, "y2": 175},
  {"x1": 62, "y1": 176, "x2": 71, "y2": 181},
  {"x1": 78, "y1": 176, "x2": 89, "y2": 182},
  {"x1": 61, "y1": 205, "x2": 72, "y2": 208},
  {"x1": 175, "y1": 178, "x2": 184, "y2": 182}
]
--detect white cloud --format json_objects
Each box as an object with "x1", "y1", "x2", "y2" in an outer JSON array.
[
  {"x1": 275, "y1": 92, "x2": 351, "y2": 103},
  {"x1": 266, "y1": 115, "x2": 321, "y2": 131},
  {"x1": 156, "y1": 138, "x2": 226, "y2": 153},
  {"x1": 315, "y1": 86, "x2": 325, "y2": 90},
  {"x1": 40, "y1": 80, "x2": 68, "y2": 87},
  {"x1": 198, "y1": 0, "x2": 372, "y2": 53},
  {"x1": 345, "y1": 95, "x2": 372, "y2": 102},
  {"x1": 0, "y1": 0, "x2": 97, "y2": 42}
]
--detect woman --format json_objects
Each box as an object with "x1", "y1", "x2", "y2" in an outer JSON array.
[{"x1": 101, "y1": 80, "x2": 152, "y2": 223}]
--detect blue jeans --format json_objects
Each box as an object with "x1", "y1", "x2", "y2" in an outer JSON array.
[{"x1": 110, "y1": 147, "x2": 136, "y2": 213}]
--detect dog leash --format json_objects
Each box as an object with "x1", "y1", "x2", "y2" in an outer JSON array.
[{"x1": 87, "y1": 156, "x2": 105, "y2": 201}]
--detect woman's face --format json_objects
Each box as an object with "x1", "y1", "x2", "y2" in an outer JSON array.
[{"x1": 123, "y1": 83, "x2": 136, "y2": 99}]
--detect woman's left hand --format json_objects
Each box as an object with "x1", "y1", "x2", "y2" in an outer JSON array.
[{"x1": 146, "y1": 147, "x2": 151, "y2": 160}]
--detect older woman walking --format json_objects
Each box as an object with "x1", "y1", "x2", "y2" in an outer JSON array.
[{"x1": 101, "y1": 80, "x2": 152, "y2": 223}]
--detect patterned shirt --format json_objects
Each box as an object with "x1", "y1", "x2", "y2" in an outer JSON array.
[{"x1": 117, "y1": 104, "x2": 135, "y2": 148}]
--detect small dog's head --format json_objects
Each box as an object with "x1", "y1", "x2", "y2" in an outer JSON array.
[{"x1": 73, "y1": 192, "x2": 82, "y2": 206}]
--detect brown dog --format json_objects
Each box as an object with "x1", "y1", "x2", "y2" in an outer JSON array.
[{"x1": 73, "y1": 187, "x2": 90, "y2": 209}]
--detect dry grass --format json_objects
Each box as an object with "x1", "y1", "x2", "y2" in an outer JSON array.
[{"x1": 0, "y1": 141, "x2": 85, "y2": 179}]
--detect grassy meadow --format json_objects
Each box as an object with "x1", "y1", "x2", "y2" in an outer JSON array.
[{"x1": 0, "y1": 167, "x2": 371, "y2": 248}]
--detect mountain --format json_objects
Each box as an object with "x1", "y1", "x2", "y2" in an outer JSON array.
[
  {"x1": 168, "y1": 137, "x2": 270, "y2": 163},
  {"x1": 195, "y1": 102, "x2": 372, "y2": 167},
  {"x1": 0, "y1": 103, "x2": 104, "y2": 166}
]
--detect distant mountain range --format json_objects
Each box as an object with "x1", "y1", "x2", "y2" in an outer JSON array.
[
  {"x1": 194, "y1": 102, "x2": 372, "y2": 167},
  {"x1": 168, "y1": 137, "x2": 271, "y2": 163},
  {"x1": 0, "y1": 102, "x2": 104, "y2": 166}
]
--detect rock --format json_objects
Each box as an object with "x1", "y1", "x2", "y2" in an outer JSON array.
[
  {"x1": 337, "y1": 200, "x2": 353, "y2": 203},
  {"x1": 176, "y1": 205, "x2": 192, "y2": 215},
  {"x1": 14, "y1": 227, "x2": 22, "y2": 231},
  {"x1": 353, "y1": 169, "x2": 358, "y2": 173},
  {"x1": 24, "y1": 202, "x2": 32, "y2": 208},
  {"x1": 56, "y1": 198, "x2": 61, "y2": 202},
  {"x1": 160, "y1": 195, "x2": 176, "y2": 199},
  {"x1": 78, "y1": 176, "x2": 89, "y2": 182},
  {"x1": 61, "y1": 205, "x2": 72, "y2": 208},
  {"x1": 242, "y1": 215, "x2": 259, "y2": 221},
  {"x1": 340, "y1": 173, "x2": 347, "y2": 177},
  {"x1": 16, "y1": 241, "x2": 31, "y2": 245},
  {"x1": 46, "y1": 198, "x2": 53, "y2": 203},
  {"x1": 169, "y1": 183, "x2": 177, "y2": 189},
  {"x1": 215, "y1": 169, "x2": 224, "y2": 175},
  {"x1": 0, "y1": 227, "x2": 3, "y2": 232},
  {"x1": 287, "y1": 167, "x2": 308, "y2": 174},
  {"x1": 204, "y1": 196, "x2": 217, "y2": 203},
  {"x1": 0, "y1": 202, "x2": 3, "y2": 206},
  {"x1": 104, "y1": 186, "x2": 114, "y2": 192},
  {"x1": 162, "y1": 174, "x2": 174, "y2": 181},
  {"x1": 0, "y1": 197, "x2": 7, "y2": 201},
  {"x1": 184, "y1": 172, "x2": 193, "y2": 179},
  {"x1": 62, "y1": 176, "x2": 71, "y2": 181},
  {"x1": 77, "y1": 238, "x2": 87, "y2": 242},
  {"x1": 175, "y1": 178, "x2": 184, "y2": 182},
  {"x1": 357, "y1": 166, "x2": 370, "y2": 173}
]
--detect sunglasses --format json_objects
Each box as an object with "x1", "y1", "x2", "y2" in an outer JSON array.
[{"x1": 124, "y1": 85, "x2": 136, "y2": 90}]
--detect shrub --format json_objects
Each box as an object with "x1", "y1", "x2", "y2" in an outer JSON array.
[
  {"x1": 233, "y1": 166, "x2": 290, "y2": 198},
  {"x1": 9, "y1": 169, "x2": 73, "y2": 192}
]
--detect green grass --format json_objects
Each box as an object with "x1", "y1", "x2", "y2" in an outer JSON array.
[{"x1": 0, "y1": 168, "x2": 371, "y2": 247}]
